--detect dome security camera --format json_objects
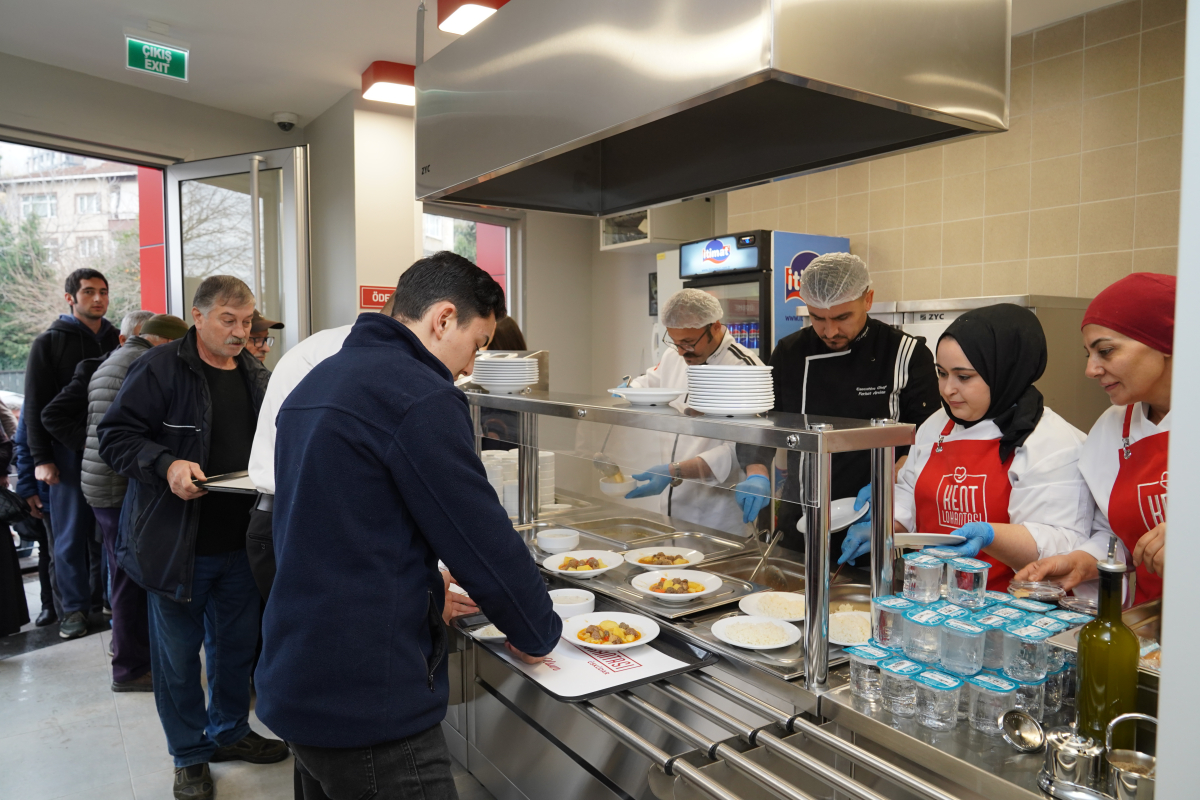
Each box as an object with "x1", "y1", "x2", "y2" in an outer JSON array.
[{"x1": 273, "y1": 112, "x2": 299, "y2": 132}]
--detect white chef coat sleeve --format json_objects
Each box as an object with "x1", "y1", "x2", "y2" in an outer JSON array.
[
  {"x1": 894, "y1": 448, "x2": 920, "y2": 533},
  {"x1": 1008, "y1": 420, "x2": 1094, "y2": 560},
  {"x1": 629, "y1": 365, "x2": 662, "y2": 389},
  {"x1": 695, "y1": 442, "x2": 735, "y2": 484},
  {"x1": 1075, "y1": 506, "x2": 1129, "y2": 563},
  {"x1": 249, "y1": 377, "x2": 283, "y2": 494}
]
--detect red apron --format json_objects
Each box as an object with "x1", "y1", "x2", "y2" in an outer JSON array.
[
  {"x1": 1106, "y1": 405, "x2": 1168, "y2": 605},
  {"x1": 914, "y1": 420, "x2": 1015, "y2": 591}
]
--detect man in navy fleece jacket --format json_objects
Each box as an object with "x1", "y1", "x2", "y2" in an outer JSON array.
[{"x1": 257, "y1": 252, "x2": 561, "y2": 798}]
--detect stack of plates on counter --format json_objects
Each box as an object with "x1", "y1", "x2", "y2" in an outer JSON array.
[
  {"x1": 472, "y1": 356, "x2": 538, "y2": 394},
  {"x1": 686, "y1": 365, "x2": 774, "y2": 416}
]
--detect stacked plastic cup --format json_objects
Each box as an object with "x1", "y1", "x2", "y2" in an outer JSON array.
[
  {"x1": 902, "y1": 553, "x2": 945, "y2": 603},
  {"x1": 870, "y1": 595, "x2": 915, "y2": 650},
  {"x1": 846, "y1": 644, "x2": 890, "y2": 701},
  {"x1": 1026, "y1": 615, "x2": 1070, "y2": 670},
  {"x1": 967, "y1": 673, "x2": 1018, "y2": 735},
  {"x1": 971, "y1": 611, "x2": 1019, "y2": 670},
  {"x1": 902, "y1": 608, "x2": 947, "y2": 664},
  {"x1": 1013, "y1": 675, "x2": 1047, "y2": 721},
  {"x1": 946, "y1": 557, "x2": 991, "y2": 608},
  {"x1": 939, "y1": 617, "x2": 986, "y2": 676},
  {"x1": 1002, "y1": 622, "x2": 1053, "y2": 681},
  {"x1": 880, "y1": 658, "x2": 924, "y2": 717},
  {"x1": 913, "y1": 671, "x2": 963, "y2": 731}
]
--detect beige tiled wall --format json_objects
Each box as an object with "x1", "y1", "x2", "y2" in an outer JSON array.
[{"x1": 725, "y1": 0, "x2": 1185, "y2": 302}]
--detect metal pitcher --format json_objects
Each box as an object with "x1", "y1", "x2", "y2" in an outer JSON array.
[
  {"x1": 1043, "y1": 721, "x2": 1106, "y2": 790},
  {"x1": 1106, "y1": 713, "x2": 1157, "y2": 800}
]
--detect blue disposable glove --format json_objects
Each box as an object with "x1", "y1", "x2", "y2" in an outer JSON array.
[
  {"x1": 938, "y1": 521, "x2": 995, "y2": 558},
  {"x1": 854, "y1": 483, "x2": 872, "y2": 528},
  {"x1": 838, "y1": 520, "x2": 872, "y2": 565},
  {"x1": 611, "y1": 375, "x2": 632, "y2": 397},
  {"x1": 734, "y1": 474, "x2": 772, "y2": 523},
  {"x1": 625, "y1": 465, "x2": 673, "y2": 498}
]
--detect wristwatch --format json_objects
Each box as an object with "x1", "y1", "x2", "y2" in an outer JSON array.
[{"x1": 669, "y1": 462, "x2": 684, "y2": 488}]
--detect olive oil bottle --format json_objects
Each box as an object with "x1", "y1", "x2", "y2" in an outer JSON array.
[{"x1": 1075, "y1": 537, "x2": 1139, "y2": 749}]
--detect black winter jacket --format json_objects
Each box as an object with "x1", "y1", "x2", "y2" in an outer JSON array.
[
  {"x1": 98, "y1": 329, "x2": 270, "y2": 601},
  {"x1": 41, "y1": 354, "x2": 106, "y2": 453},
  {"x1": 24, "y1": 315, "x2": 119, "y2": 465},
  {"x1": 83, "y1": 337, "x2": 154, "y2": 508}
]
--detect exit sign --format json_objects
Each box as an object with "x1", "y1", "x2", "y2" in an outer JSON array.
[
  {"x1": 360, "y1": 285, "x2": 394, "y2": 309},
  {"x1": 126, "y1": 36, "x2": 188, "y2": 81}
]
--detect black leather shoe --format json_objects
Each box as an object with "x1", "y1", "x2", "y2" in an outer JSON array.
[
  {"x1": 35, "y1": 608, "x2": 57, "y2": 627},
  {"x1": 211, "y1": 731, "x2": 290, "y2": 764},
  {"x1": 173, "y1": 763, "x2": 213, "y2": 800}
]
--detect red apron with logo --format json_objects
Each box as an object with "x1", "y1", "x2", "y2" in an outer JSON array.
[
  {"x1": 914, "y1": 420, "x2": 1015, "y2": 591},
  {"x1": 1106, "y1": 405, "x2": 1168, "y2": 605}
]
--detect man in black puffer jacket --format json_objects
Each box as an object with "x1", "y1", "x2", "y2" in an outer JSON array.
[
  {"x1": 100, "y1": 278, "x2": 285, "y2": 800},
  {"x1": 83, "y1": 314, "x2": 187, "y2": 693}
]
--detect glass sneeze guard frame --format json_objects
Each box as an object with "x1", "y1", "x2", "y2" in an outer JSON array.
[{"x1": 465, "y1": 389, "x2": 914, "y2": 692}]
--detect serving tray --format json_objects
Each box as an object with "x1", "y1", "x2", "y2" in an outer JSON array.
[{"x1": 545, "y1": 559, "x2": 761, "y2": 620}]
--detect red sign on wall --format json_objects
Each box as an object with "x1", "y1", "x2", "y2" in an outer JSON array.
[{"x1": 360, "y1": 285, "x2": 394, "y2": 309}]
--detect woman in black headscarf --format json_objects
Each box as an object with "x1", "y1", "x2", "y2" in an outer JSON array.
[{"x1": 889, "y1": 304, "x2": 1094, "y2": 590}]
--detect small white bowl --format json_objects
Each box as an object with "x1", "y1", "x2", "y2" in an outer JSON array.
[
  {"x1": 549, "y1": 588, "x2": 595, "y2": 618},
  {"x1": 599, "y1": 476, "x2": 631, "y2": 497},
  {"x1": 536, "y1": 528, "x2": 580, "y2": 553},
  {"x1": 624, "y1": 546, "x2": 705, "y2": 570},
  {"x1": 630, "y1": 569, "x2": 723, "y2": 603},
  {"x1": 542, "y1": 550, "x2": 621, "y2": 579}
]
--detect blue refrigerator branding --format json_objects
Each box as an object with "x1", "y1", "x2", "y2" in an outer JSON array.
[{"x1": 772, "y1": 231, "x2": 850, "y2": 347}]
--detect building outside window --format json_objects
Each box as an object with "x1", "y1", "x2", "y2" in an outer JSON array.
[
  {"x1": 77, "y1": 236, "x2": 103, "y2": 257},
  {"x1": 422, "y1": 211, "x2": 511, "y2": 296},
  {"x1": 44, "y1": 238, "x2": 59, "y2": 263},
  {"x1": 21, "y1": 193, "x2": 57, "y2": 218},
  {"x1": 76, "y1": 193, "x2": 100, "y2": 214}
]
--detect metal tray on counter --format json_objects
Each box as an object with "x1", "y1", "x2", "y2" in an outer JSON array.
[
  {"x1": 548, "y1": 561, "x2": 763, "y2": 620},
  {"x1": 630, "y1": 531, "x2": 746, "y2": 562},
  {"x1": 1047, "y1": 598, "x2": 1162, "y2": 677},
  {"x1": 569, "y1": 517, "x2": 675, "y2": 542}
]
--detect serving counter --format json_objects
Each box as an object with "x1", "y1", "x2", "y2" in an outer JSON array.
[{"x1": 446, "y1": 390, "x2": 1145, "y2": 800}]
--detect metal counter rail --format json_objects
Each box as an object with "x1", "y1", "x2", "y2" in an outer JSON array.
[
  {"x1": 576, "y1": 702, "x2": 743, "y2": 800},
  {"x1": 611, "y1": 692, "x2": 822, "y2": 800},
  {"x1": 687, "y1": 673, "x2": 962, "y2": 800}
]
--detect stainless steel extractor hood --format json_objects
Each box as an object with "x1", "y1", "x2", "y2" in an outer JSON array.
[{"x1": 416, "y1": 0, "x2": 1011, "y2": 216}]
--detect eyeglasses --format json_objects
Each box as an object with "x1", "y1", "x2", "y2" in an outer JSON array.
[
  {"x1": 249, "y1": 336, "x2": 275, "y2": 348},
  {"x1": 663, "y1": 324, "x2": 714, "y2": 353}
]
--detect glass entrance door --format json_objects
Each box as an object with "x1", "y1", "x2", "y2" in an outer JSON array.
[{"x1": 165, "y1": 147, "x2": 309, "y2": 368}]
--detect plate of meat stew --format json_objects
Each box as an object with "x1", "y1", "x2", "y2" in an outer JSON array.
[
  {"x1": 563, "y1": 612, "x2": 660, "y2": 651},
  {"x1": 630, "y1": 569, "x2": 723, "y2": 603},
  {"x1": 623, "y1": 547, "x2": 705, "y2": 570},
  {"x1": 542, "y1": 550, "x2": 621, "y2": 579}
]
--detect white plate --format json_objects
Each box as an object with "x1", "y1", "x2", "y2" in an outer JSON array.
[
  {"x1": 687, "y1": 379, "x2": 774, "y2": 387},
  {"x1": 469, "y1": 623, "x2": 506, "y2": 642},
  {"x1": 687, "y1": 392, "x2": 776, "y2": 400},
  {"x1": 738, "y1": 592, "x2": 807, "y2": 622},
  {"x1": 795, "y1": 497, "x2": 869, "y2": 534},
  {"x1": 688, "y1": 365, "x2": 773, "y2": 373},
  {"x1": 711, "y1": 615, "x2": 802, "y2": 650},
  {"x1": 475, "y1": 383, "x2": 532, "y2": 394},
  {"x1": 624, "y1": 546, "x2": 706, "y2": 570},
  {"x1": 829, "y1": 611, "x2": 873, "y2": 647},
  {"x1": 688, "y1": 404, "x2": 774, "y2": 416},
  {"x1": 893, "y1": 533, "x2": 967, "y2": 548},
  {"x1": 630, "y1": 569, "x2": 724, "y2": 602},
  {"x1": 563, "y1": 612, "x2": 660, "y2": 651},
  {"x1": 608, "y1": 388, "x2": 685, "y2": 405},
  {"x1": 688, "y1": 398, "x2": 775, "y2": 406},
  {"x1": 542, "y1": 550, "x2": 621, "y2": 578}
]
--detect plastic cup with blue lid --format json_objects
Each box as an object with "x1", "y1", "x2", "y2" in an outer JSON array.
[
  {"x1": 1007, "y1": 597, "x2": 1055, "y2": 615},
  {"x1": 880, "y1": 658, "x2": 924, "y2": 717},
  {"x1": 913, "y1": 670, "x2": 963, "y2": 730},
  {"x1": 902, "y1": 553, "x2": 945, "y2": 603},
  {"x1": 966, "y1": 673, "x2": 1018, "y2": 735},
  {"x1": 1046, "y1": 608, "x2": 1092, "y2": 626},
  {"x1": 846, "y1": 645, "x2": 890, "y2": 701},
  {"x1": 947, "y1": 557, "x2": 991, "y2": 609},
  {"x1": 902, "y1": 608, "x2": 946, "y2": 664},
  {"x1": 972, "y1": 611, "x2": 1023, "y2": 670},
  {"x1": 939, "y1": 617, "x2": 986, "y2": 676},
  {"x1": 1002, "y1": 622, "x2": 1053, "y2": 681},
  {"x1": 1011, "y1": 674, "x2": 1048, "y2": 722},
  {"x1": 870, "y1": 595, "x2": 914, "y2": 649}
]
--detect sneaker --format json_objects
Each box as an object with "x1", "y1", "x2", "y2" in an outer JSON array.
[
  {"x1": 58, "y1": 611, "x2": 88, "y2": 640},
  {"x1": 173, "y1": 763, "x2": 213, "y2": 800},
  {"x1": 211, "y1": 730, "x2": 290, "y2": 764},
  {"x1": 112, "y1": 672, "x2": 154, "y2": 693}
]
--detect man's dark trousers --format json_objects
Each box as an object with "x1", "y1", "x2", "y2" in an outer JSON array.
[
  {"x1": 291, "y1": 723, "x2": 459, "y2": 800},
  {"x1": 48, "y1": 442, "x2": 97, "y2": 615},
  {"x1": 93, "y1": 506, "x2": 149, "y2": 683}
]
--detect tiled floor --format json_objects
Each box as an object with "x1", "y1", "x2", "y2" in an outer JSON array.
[{"x1": 3, "y1": 576, "x2": 496, "y2": 800}]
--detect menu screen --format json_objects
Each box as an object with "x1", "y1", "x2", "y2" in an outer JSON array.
[{"x1": 680, "y1": 235, "x2": 761, "y2": 277}]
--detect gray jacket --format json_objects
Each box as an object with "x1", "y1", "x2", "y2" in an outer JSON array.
[{"x1": 83, "y1": 336, "x2": 154, "y2": 507}]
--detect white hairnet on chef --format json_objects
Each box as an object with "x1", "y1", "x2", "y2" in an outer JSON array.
[
  {"x1": 661, "y1": 289, "x2": 723, "y2": 328},
  {"x1": 799, "y1": 252, "x2": 871, "y2": 308}
]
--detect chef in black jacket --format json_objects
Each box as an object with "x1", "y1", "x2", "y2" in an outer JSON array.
[{"x1": 736, "y1": 253, "x2": 939, "y2": 562}]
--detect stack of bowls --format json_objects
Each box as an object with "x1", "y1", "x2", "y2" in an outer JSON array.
[
  {"x1": 472, "y1": 356, "x2": 538, "y2": 394},
  {"x1": 686, "y1": 365, "x2": 774, "y2": 416}
]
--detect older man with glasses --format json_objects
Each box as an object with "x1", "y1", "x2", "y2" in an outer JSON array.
[{"x1": 620, "y1": 288, "x2": 767, "y2": 536}]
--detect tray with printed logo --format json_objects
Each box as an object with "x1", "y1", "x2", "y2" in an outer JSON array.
[{"x1": 452, "y1": 610, "x2": 717, "y2": 703}]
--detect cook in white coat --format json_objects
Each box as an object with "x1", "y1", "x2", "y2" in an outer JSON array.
[
  {"x1": 884, "y1": 304, "x2": 1092, "y2": 591},
  {"x1": 622, "y1": 289, "x2": 765, "y2": 536}
]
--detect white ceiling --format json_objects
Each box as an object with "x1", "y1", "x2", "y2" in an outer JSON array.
[{"x1": 0, "y1": 0, "x2": 1128, "y2": 127}]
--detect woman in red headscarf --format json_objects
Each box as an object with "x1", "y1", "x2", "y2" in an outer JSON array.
[{"x1": 1015, "y1": 273, "x2": 1174, "y2": 604}]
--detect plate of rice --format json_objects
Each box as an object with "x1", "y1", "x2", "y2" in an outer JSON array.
[
  {"x1": 711, "y1": 615, "x2": 802, "y2": 650},
  {"x1": 828, "y1": 610, "x2": 872, "y2": 646},
  {"x1": 738, "y1": 592, "x2": 806, "y2": 622}
]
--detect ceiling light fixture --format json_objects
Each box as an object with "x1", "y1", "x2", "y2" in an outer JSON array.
[
  {"x1": 361, "y1": 61, "x2": 416, "y2": 105},
  {"x1": 438, "y1": 0, "x2": 509, "y2": 35}
]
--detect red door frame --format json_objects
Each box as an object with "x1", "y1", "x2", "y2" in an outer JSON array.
[{"x1": 137, "y1": 166, "x2": 167, "y2": 313}]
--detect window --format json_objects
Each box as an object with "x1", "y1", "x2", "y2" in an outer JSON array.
[
  {"x1": 423, "y1": 214, "x2": 444, "y2": 239},
  {"x1": 77, "y1": 237, "x2": 103, "y2": 257},
  {"x1": 21, "y1": 193, "x2": 57, "y2": 218},
  {"x1": 76, "y1": 193, "x2": 100, "y2": 214},
  {"x1": 422, "y1": 212, "x2": 509, "y2": 295},
  {"x1": 44, "y1": 238, "x2": 59, "y2": 263}
]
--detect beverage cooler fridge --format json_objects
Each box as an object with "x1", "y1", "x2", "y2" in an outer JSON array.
[{"x1": 679, "y1": 230, "x2": 849, "y2": 362}]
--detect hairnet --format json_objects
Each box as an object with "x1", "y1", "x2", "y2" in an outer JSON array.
[
  {"x1": 661, "y1": 289, "x2": 724, "y2": 328},
  {"x1": 799, "y1": 253, "x2": 871, "y2": 308}
]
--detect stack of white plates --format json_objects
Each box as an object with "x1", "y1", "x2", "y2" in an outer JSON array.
[
  {"x1": 539, "y1": 450, "x2": 555, "y2": 508},
  {"x1": 472, "y1": 356, "x2": 538, "y2": 394},
  {"x1": 686, "y1": 365, "x2": 774, "y2": 416}
]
